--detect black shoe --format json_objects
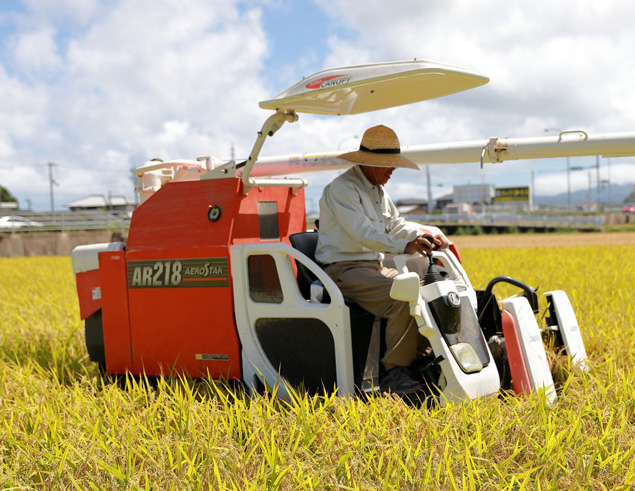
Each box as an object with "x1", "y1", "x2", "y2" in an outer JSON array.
[
  {"x1": 409, "y1": 356, "x2": 443, "y2": 391},
  {"x1": 380, "y1": 366, "x2": 422, "y2": 395}
]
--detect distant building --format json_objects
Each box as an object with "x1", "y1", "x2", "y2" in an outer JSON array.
[
  {"x1": 399, "y1": 183, "x2": 533, "y2": 214},
  {"x1": 445, "y1": 202, "x2": 474, "y2": 214},
  {"x1": 577, "y1": 202, "x2": 598, "y2": 213},
  {"x1": 435, "y1": 193, "x2": 454, "y2": 212},
  {"x1": 395, "y1": 199, "x2": 428, "y2": 214},
  {"x1": 65, "y1": 195, "x2": 136, "y2": 214},
  {"x1": 453, "y1": 184, "x2": 494, "y2": 205}
]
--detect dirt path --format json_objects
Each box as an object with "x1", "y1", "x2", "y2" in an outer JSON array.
[{"x1": 450, "y1": 232, "x2": 635, "y2": 249}]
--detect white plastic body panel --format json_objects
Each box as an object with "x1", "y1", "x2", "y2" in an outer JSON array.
[
  {"x1": 503, "y1": 297, "x2": 556, "y2": 403},
  {"x1": 230, "y1": 242, "x2": 355, "y2": 398},
  {"x1": 419, "y1": 280, "x2": 500, "y2": 404},
  {"x1": 544, "y1": 290, "x2": 588, "y2": 371},
  {"x1": 392, "y1": 250, "x2": 477, "y2": 310},
  {"x1": 71, "y1": 242, "x2": 125, "y2": 274},
  {"x1": 391, "y1": 251, "x2": 500, "y2": 404}
]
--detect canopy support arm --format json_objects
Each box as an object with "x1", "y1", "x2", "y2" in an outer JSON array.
[{"x1": 241, "y1": 109, "x2": 306, "y2": 194}]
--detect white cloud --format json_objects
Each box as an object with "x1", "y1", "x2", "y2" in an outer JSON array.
[
  {"x1": 11, "y1": 26, "x2": 62, "y2": 73},
  {"x1": 0, "y1": 65, "x2": 48, "y2": 142},
  {"x1": 0, "y1": 0, "x2": 273, "y2": 208},
  {"x1": 319, "y1": 0, "x2": 635, "y2": 132},
  {"x1": 18, "y1": 0, "x2": 102, "y2": 25},
  {"x1": 307, "y1": 0, "x2": 635, "y2": 200},
  {"x1": 0, "y1": 134, "x2": 16, "y2": 160},
  {"x1": 1, "y1": 0, "x2": 634, "y2": 210}
]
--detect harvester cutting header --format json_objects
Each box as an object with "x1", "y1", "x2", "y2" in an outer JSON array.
[{"x1": 71, "y1": 60, "x2": 635, "y2": 404}]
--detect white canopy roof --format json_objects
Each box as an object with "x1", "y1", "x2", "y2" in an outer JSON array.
[{"x1": 259, "y1": 59, "x2": 489, "y2": 116}]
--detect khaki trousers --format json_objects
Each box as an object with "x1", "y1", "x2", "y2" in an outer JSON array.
[{"x1": 323, "y1": 260, "x2": 425, "y2": 371}]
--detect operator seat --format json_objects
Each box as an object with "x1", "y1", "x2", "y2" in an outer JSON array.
[
  {"x1": 289, "y1": 231, "x2": 383, "y2": 389},
  {"x1": 288, "y1": 231, "x2": 328, "y2": 300}
]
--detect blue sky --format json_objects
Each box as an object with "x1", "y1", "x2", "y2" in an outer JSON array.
[{"x1": 1, "y1": 0, "x2": 634, "y2": 212}]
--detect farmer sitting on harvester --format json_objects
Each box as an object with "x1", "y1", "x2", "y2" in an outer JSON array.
[{"x1": 316, "y1": 125, "x2": 449, "y2": 395}]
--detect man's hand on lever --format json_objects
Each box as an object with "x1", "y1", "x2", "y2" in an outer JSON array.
[{"x1": 405, "y1": 234, "x2": 449, "y2": 257}]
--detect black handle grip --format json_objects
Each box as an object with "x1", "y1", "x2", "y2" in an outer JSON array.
[{"x1": 483, "y1": 276, "x2": 539, "y2": 313}]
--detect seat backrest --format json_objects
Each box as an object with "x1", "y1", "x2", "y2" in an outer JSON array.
[{"x1": 289, "y1": 231, "x2": 320, "y2": 299}]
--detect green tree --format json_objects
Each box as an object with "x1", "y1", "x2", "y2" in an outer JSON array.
[{"x1": 0, "y1": 185, "x2": 18, "y2": 204}]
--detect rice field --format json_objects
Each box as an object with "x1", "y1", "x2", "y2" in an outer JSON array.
[{"x1": 1, "y1": 233, "x2": 635, "y2": 490}]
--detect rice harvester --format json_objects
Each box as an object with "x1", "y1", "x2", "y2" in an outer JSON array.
[{"x1": 71, "y1": 60, "x2": 635, "y2": 404}]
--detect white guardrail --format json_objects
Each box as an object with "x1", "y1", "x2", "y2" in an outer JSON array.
[
  {"x1": 0, "y1": 211, "x2": 605, "y2": 234},
  {"x1": 0, "y1": 212, "x2": 131, "y2": 234},
  {"x1": 407, "y1": 213, "x2": 605, "y2": 229}
]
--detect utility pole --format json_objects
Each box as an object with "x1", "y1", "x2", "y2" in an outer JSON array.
[
  {"x1": 531, "y1": 169, "x2": 535, "y2": 210},
  {"x1": 596, "y1": 155, "x2": 601, "y2": 207},
  {"x1": 607, "y1": 158, "x2": 612, "y2": 204},
  {"x1": 48, "y1": 162, "x2": 57, "y2": 218},
  {"x1": 426, "y1": 165, "x2": 433, "y2": 212},
  {"x1": 566, "y1": 156, "x2": 571, "y2": 210}
]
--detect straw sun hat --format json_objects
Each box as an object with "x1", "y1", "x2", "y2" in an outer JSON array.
[{"x1": 338, "y1": 125, "x2": 419, "y2": 170}]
